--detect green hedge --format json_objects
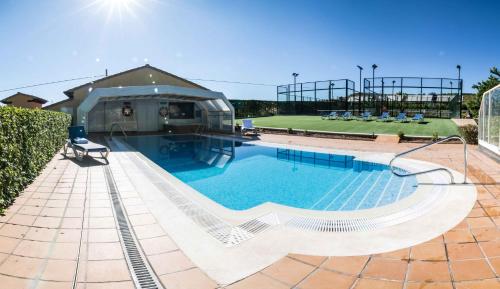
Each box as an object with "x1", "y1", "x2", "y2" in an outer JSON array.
[{"x1": 0, "y1": 107, "x2": 71, "y2": 212}]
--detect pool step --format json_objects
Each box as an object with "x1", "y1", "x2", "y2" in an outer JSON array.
[{"x1": 316, "y1": 167, "x2": 417, "y2": 211}]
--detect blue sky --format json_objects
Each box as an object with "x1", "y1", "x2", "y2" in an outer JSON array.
[{"x1": 0, "y1": 0, "x2": 498, "y2": 104}]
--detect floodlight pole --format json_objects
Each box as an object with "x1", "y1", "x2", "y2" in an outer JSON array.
[
  {"x1": 357, "y1": 65, "x2": 363, "y2": 113},
  {"x1": 372, "y1": 64, "x2": 378, "y2": 112},
  {"x1": 292, "y1": 73, "x2": 299, "y2": 114},
  {"x1": 457, "y1": 64, "x2": 462, "y2": 118}
]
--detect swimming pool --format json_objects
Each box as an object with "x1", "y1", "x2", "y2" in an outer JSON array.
[{"x1": 124, "y1": 135, "x2": 418, "y2": 211}]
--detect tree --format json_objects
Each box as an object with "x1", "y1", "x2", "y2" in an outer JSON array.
[{"x1": 466, "y1": 67, "x2": 499, "y2": 118}]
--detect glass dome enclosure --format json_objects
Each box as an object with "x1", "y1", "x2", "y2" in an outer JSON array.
[{"x1": 478, "y1": 84, "x2": 500, "y2": 160}]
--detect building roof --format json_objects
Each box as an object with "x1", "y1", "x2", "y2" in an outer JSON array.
[
  {"x1": 1, "y1": 92, "x2": 48, "y2": 104},
  {"x1": 63, "y1": 64, "x2": 208, "y2": 98}
]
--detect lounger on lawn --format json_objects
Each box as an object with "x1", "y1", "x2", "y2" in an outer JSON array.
[
  {"x1": 322, "y1": 111, "x2": 337, "y2": 120},
  {"x1": 241, "y1": 119, "x2": 257, "y2": 134},
  {"x1": 360, "y1": 112, "x2": 372, "y2": 121},
  {"x1": 342, "y1": 111, "x2": 352, "y2": 120},
  {"x1": 378, "y1": 111, "x2": 390, "y2": 121},
  {"x1": 395, "y1": 112, "x2": 409, "y2": 122},
  {"x1": 64, "y1": 126, "x2": 109, "y2": 162},
  {"x1": 412, "y1": 113, "x2": 425, "y2": 122}
]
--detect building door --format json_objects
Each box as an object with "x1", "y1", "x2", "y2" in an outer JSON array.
[{"x1": 137, "y1": 100, "x2": 159, "y2": 131}]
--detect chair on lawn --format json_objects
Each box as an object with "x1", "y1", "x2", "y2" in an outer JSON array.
[
  {"x1": 378, "y1": 111, "x2": 390, "y2": 121},
  {"x1": 64, "y1": 126, "x2": 109, "y2": 162},
  {"x1": 321, "y1": 111, "x2": 338, "y2": 120},
  {"x1": 360, "y1": 111, "x2": 372, "y2": 121},
  {"x1": 412, "y1": 113, "x2": 425, "y2": 122},
  {"x1": 395, "y1": 112, "x2": 409, "y2": 122},
  {"x1": 241, "y1": 119, "x2": 257, "y2": 134},
  {"x1": 342, "y1": 111, "x2": 352, "y2": 120}
]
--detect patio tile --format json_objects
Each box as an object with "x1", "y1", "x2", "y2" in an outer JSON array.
[
  {"x1": 450, "y1": 259, "x2": 496, "y2": 281},
  {"x1": 262, "y1": 257, "x2": 315, "y2": 285},
  {"x1": 288, "y1": 254, "x2": 327, "y2": 267},
  {"x1": 61, "y1": 218, "x2": 84, "y2": 229},
  {"x1": 352, "y1": 278, "x2": 402, "y2": 289},
  {"x1": 468, "y1": 208, "x2": 487, "y2": 218},
  {"x1": 467, "y1": 217, "x2": 496, "y2": 228},
  {"x1": 25, "y1": 227, "x2": 58, "y2": 242},
  {"x1": 479, "y1": 240, "x2": 500, "y2": 258},
  {"x1": 447, "y1": 243, "x2": 484, "y2": 260},
  {"x1": 0, "y1": 274, "x2": 30, "y2": 289},
  {"x1": 444, "y1": 230, "x2": 476, "y2": 243},
  {"x1": 90, "y1": 207, "x2": 114, "y2": 217},
  {"x1": 45, "y1": 200, "x2": 68, "y2": 208},
  {"x1": 148, "y1": 250, "x2": 195, "y2": 275},
  {"x1": 64, "y1": 207, "x2": 84, "y2": 218},
  {"x1": 56, "y1": 229, "x2": 84, "y2": 243},
  {"x1": 128, "y1": 214, "x2": 157, "y2": 226},
  {"x1": 489, "y1": 257, "x2": 500, "y2": 272},
  {"x1": 41, "y1": 259, "x2": 77, "y2": 281},
  {"x1": 374, "y1": 248, "x2": 410, "y2": 260},
  {"x1": 36, "y1": 281, "x2": 73, "y2": 289},
  {"x1": 362, "y1": 257, "x2": 407, "y2": 281},
  {"x1": 88, "y1": 242, "x2": 124, "y2": 260},
  {"x1": 34, "y1": 216, "x2": 62, "y2": 228},
  {"x1": 226, "y1": 272, "x2": 289, "y2": 289},
  {"x1": 50, "y1": 242, "x2": 80, "y2": 260},
  {"x1": 76, "y1": 281, "x2": 136, "y2": 289},
  {"x1": 321, "y1": 256, "x2": 369, "y2": 275},
  {"x1": 89, "y1": 217, "x2": 116, "y2": 229},
  {"x1": 0, "y1": 235, "x2": 21, "y2": 253},
  {"x1": 471, "y1": 227, "x2": 499, "y2": 242},
  {"x1": 88, "y1": 228, "x2": 119, "y2": 243},
  {"x1": 0, "y1": 255, "x2": 45, "y2": 278},
  {"x1": 454, "y1": 279, "x2": 500, "y2": 289},
  {"x1": 18, "y1": 205, "x2": 44, "y2": 216},
  {"x1": 407, "y1": 261, "x2": 451, "y2": 282},
  {"x1": 133, "y1": 224, "x2": 165, "y2": 239},
  {"x1": 85, "y1": 260, "x2": 131, "y2": 282},
  {"x1": 26, "y1": 198, "x2": 47, "y2": 207},
  {"x1": 299, "y1": 269, "x2": 355, "y2": 289},
  {"x1": 40, "y1": 207, "x2": 66, "y2": 217},
  {"x1": 140, "y1": 236, "x2": 178, "y2": 255},
  {"x1": 159, "y1": 268, "x2": 218, "y2": 289},
  {"x1": 405, "y1": 282, "x2": 453, "y2": 289},
  {"x1": 14, "y1": 239, "x2": 51, "y2": 258},
  {"x1": 411, "y1": 242, "x2": 447, "y2": 261},
  {"x1": 9, "y1": 214, "x2": 37, "y2": 226}
]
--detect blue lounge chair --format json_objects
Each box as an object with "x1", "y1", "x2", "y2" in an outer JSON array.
[
  {"x1": 395, "y1": 112, "x2": 408, "y2": 122},
  {"x1": 64, "y1": 126, "x2": 109, "y2": 162},
  {"x1": 342, "y1": 111, "x2": 352, "y2": 120},
  {"x1": 321, "y1": 111, "x2": 337, "y2": 120},
  {"x1": 360, "y1": 112, "x2": 372, "y2": 121},
  {"x1": 412, "y1": 113, "x2": 425, "y2": 122},
  {"x1": 241, "y1": 119, "x2": 257, "y2": 134},
  {"x1": 378, "y1": 111, "x2": 390, "y2": 121}
]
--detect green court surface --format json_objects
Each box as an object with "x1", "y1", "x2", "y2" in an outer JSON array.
[{"x1": 237, "y1": 115, "x2": 459, "y2": 137}]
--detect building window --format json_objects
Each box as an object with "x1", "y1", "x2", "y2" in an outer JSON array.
[{"x1": 169, "y1": 102, "x2": 194, "y2": 119}]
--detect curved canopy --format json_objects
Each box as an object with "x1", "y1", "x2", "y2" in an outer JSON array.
[{"x1": 76, "y1": 84, "x2": 234, "y2": 131}]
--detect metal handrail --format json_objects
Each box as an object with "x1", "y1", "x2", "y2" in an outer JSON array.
[
  {"x1": 109, "y1": 122, "x2": 128, "y2": 139},
  {"x1": 389, "y1": 135, "x2": 467, "y2": 184}
]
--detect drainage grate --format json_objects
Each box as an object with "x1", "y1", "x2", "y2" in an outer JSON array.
[{"x1": 104, "y1": 166, "x2": 163, "y2": 289}]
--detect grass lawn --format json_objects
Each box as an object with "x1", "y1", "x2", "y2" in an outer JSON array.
[{"x1": 237, "y1": 115, "x2": 459, "y2": 137}]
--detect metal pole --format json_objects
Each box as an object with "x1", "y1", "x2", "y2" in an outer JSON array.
[
  {"x1": 357, "y1": 65, "x2": 363, "y2": 114},
  {"x1": 345, "y1": 79, "x2": 349, "y2": 112}
]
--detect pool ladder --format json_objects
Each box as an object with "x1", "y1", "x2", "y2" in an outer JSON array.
[
  {"x1": 109, "y1": 122, "x2": 128, "y2": 140},
  {"x1": 389, "y1": 135, "x2": 467, "y2": 184}
]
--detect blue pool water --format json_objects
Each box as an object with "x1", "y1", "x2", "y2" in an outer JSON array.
[{"x1": 124, "y1": 135, "x2": 418, "y2": 211}]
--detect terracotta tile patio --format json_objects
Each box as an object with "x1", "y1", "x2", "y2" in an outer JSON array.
[{"x1": 0, "y1": 133, "x2": 498, "y2": 289}]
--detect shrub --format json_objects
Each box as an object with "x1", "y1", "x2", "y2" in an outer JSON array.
[
  {"x1": 0, "y1": 107, "x2": 71, "y2": 212},
  {"x1": 459, "y1": 124, "x2": 478, "y2": 144},
  {"x1": 432, "y1": 132, "x2": 439, "y2": 142},
  {"x1": 287, "y1": 128, "x2": 293, "y2": 134},
  {"x1": 304, "y1": 129, "x2": 310, "y2": 136},
  {"x1": 397, "y1": 130, "x2": 405, "y2": 139}
]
